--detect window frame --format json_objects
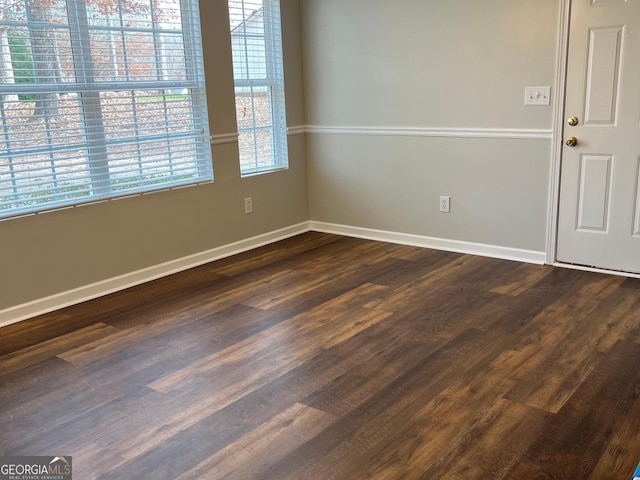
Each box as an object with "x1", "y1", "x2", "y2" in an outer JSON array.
[
  {"x1": 229, "y1": 0, "x2": 288, "y2": 177},
  {"x1": 0, "y1": 0, "x2": 212, "y2": 220}
]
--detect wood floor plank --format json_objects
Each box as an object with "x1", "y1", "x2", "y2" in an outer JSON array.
[
  {"x1": 51, "y1": 264, "x2": 229, "y2": 330},
  {"x1": 57, "y1": 304, "x2": 273, "y2": 367},
  {"x1": 301, "y1": 316, "x2": 450, "y2": 417},
  {"x1": 501, "y1": 275, "x2": 624, "y2": 413},
  {"x1": 96, "y1": 318, "x2": 406, "y2": 474},
  {"x1": 362, "y1": 254, "x2": 486, "y2": 312},
  {"x1": 0, "y1": 357, "x2": 75, "y2": 399},
  {"x1": 0, "y1": 312, "x2": 73, "y2": 356},
  {"x1": 101, "y1": 266, "x2": 309, "y2": 330},
  {"x1": 69, "y1": 443, "x2": 128, "y2": 480},
  {"x1": 242, "y1": 269, "x2": 340, "y2": 310},
  {"x1": 437, "y1": 400, "x2": 551, "y2": 480},
  {"x1": 341, "y1": 324, "x2": 541, "y2": 479},
  {"x1": 382, "y1": 284, "x2": 504, "y2": 341},
  {"x1": 451, "y1": 256, "x2": 524, "y2": 291},
  {"x1": 103, "y1": 293, "x2": 392, "y2": 460},
  {"x1": 490, "y1": 263, "x2": 554, "y2": 296},
  {"x1": 505, "y1": 339, "x2": 640, "y2": 480},
  {"x1": 506, "y1": 283, "x2": 640, "y2": 414},
  {"x1": 587, "y1": 398, "x2": 640, "y2": 480},
  {"x1": 621, "y1": 277, "x2": 640, "y2": 289},
  {"x1": 209, "y1": 232, "x2": 341, "y2": 277},
  {"x1": 353, "y1": 373, "x2": 518, "y2": 480},
  {"x1": 149, "y1": 283, "x2": 390, "y2": 392},
  {"x1": 175, "y1": 403, "x2": 334, "y2": 480},
  {"x1": 0, "y1": 323, "x2": 117, "y2": 376},
  {"x1": 2, "y1": 233, "x2": 640, "y2": 479},
  {"x1": 2, "y1": 383, "x2": 162, "y2": 455},
  {"x1": 259, "y1": 328, "x2": 507, "y2": 480}
]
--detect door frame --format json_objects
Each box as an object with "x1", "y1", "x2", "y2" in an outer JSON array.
[
  {"x1": 546, "y1": 0, "x2": 640, "y2": 278},
  {"x1": 546, "y1": 0, "x2": 571, "y2": 267}
]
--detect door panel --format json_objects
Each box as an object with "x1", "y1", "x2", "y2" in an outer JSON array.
[
  {"x1": 557, "y1": 0, "x2": 640, "y2": 273},
  {"x1": 584, "y1": 27, "x2": 622, "y2": 126},
  {"x1": 577, "y1": 155, "x2": 613, "y2": 232}
]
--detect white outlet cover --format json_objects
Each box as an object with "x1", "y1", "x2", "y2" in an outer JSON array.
[
  {"x1": 440, "y1": 196, "x2": 450, "y2": 213},
  {"x1": 524, "y1": 86, "x2": 551, "y2": 106}
]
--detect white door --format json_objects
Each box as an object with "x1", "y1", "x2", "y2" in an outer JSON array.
[{"x1": 557, "y1": 0, "x2": 640, "y2": 274}]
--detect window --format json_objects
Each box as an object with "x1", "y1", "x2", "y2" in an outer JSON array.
[
  {"x1": 0, "y1": 0, "x2": 211, "y2": 219},
  {"x1": 228, "y1": 0, "x2": 288, "y2": 176}
]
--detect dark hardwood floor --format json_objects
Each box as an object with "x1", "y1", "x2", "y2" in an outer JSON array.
[{"x1": 2, "y1": 232, "x2": 640, "y2": 479}]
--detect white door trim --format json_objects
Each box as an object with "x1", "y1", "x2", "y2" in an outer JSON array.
[{"x1": 546, "y1": 0, "x2": 572, "y2": 265}]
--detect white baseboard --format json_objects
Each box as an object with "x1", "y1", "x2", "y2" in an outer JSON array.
[
  {"x1": 310, "y1": 221, "x2": 547, "y2": 265},
  {"x1": 0, "y1": 221, "x2": 548, "y2": 328},
  {"x1": 0, "y1": 222, "x2": 311, "y2": 329}
]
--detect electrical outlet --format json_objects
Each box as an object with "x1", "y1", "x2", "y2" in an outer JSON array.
[
  {"x1": 244, "y1": 197, "x2": 253, "y2": 214},
  {"x1": 440, "y1": 196, "x2": 450, "y2": 213}
]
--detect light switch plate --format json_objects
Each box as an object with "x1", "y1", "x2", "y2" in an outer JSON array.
[{"x1": 524, "y1": 86, "x2": 551, "y2": 106}]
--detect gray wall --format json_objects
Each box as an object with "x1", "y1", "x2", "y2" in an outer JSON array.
[
  {"x1": 302, "y1": 0, "x2": 559, "y2": 252},
  {"x1": 0, "y1": 0, "x2": 308, "y2": 310},
  {"x1": 2, "y1": 0, "x2": 564, "y2": 314}
]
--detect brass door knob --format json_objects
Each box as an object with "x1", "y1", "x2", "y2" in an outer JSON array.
[
  {"x1": 566, "y1": 136, "x2": 578, "y2": 147},
  {"x1": 567, "y1": 116, "x2": 579, "y2": 126}
]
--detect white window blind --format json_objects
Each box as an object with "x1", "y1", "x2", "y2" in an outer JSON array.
[
  {"x1": 228, "y1": 0, "x2": 287, "y2": 176},
  {"x1": 0, "y1": 0, "x2": 211, "y2": 219}
]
